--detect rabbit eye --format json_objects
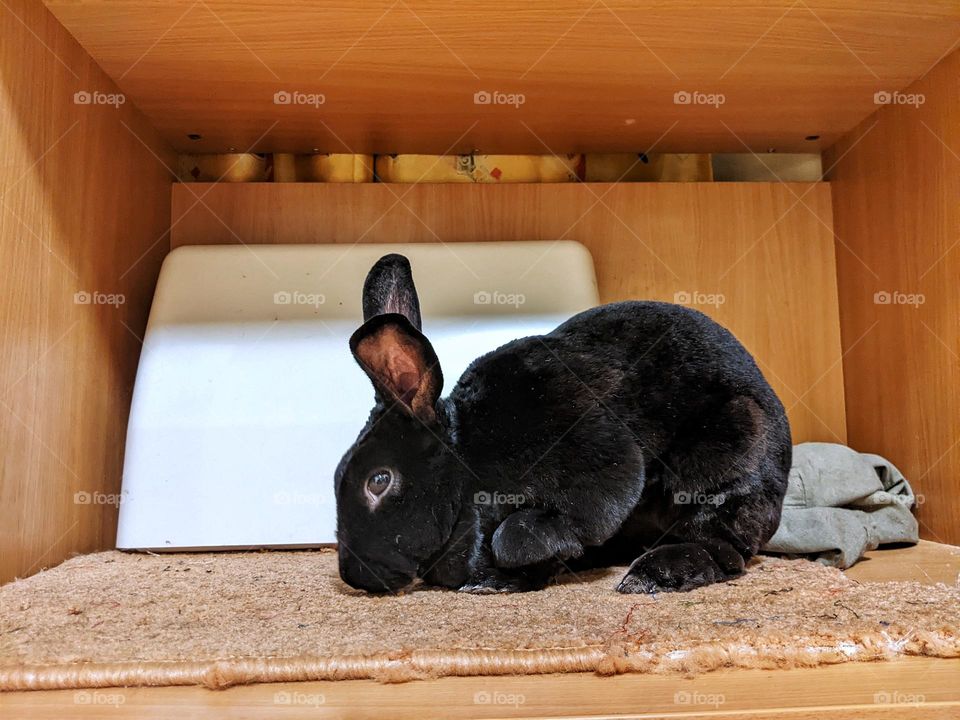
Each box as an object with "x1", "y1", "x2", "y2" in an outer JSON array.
[{"x1": 365, "y1": 470, "x2": 393, "y2": 499}]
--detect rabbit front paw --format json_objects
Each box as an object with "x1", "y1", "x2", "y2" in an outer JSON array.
[
  {"x1": 458, "y1": 568, "x2": 547, "y2": 594},
  {"x1": 617, "y1": 542, "x2": 741, "y2": 594},
  {"x1": 491, "y1": 509, "x2": 584, "y2": 569}
]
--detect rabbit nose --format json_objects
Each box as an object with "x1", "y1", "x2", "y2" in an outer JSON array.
[
  {"x1": 338, "y1": 547, "x2": 410, "y2": 593},
  {"x1": 340, "y1": 561, "x2": 381, "y2": 592}
]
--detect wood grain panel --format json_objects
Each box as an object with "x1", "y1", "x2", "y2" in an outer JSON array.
[
  {"x1": 825, "y1": 50, "x2": 960, "y2": 545},
  {"x1": 171, "y1": 182, "x2": 846, "y2": 444},
  {"x1": 42, "y1": 1, "x2": 960, "y2": 154},
  {"x1": 0, "y1": 0, "x2": 175, "y2": 583}
]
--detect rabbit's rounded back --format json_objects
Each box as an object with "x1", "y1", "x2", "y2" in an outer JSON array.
[{"x1": 448, "y1": 301, "x2": 790, "y2": 563}]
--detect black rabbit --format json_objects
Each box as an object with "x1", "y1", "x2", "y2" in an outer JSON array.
[{"x1": 335, "y1": 254, "x2": 791, "y2": 594}]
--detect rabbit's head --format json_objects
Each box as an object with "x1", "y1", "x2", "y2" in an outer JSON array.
[{"x1": 335, "y1": 254, "x2": 463, "y2": 592}]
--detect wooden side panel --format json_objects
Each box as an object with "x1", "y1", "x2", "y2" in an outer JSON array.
[
  {"x1": 825, "y1": 50, "x2": 960, "y2": 544},
  {"x1": 0, "y1": 0, "x2": 174, "y2": 582},
  {"x1": 171, "y1": 182, "x2": 846, "y2": 445}
]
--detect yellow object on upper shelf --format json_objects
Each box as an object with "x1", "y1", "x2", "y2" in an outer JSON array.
[{"x1": 375, "y1": 154, "x2": 583, "y2": 183}]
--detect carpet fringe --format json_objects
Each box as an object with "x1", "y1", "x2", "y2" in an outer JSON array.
[{"x1": 2, "y1": 628, "x2": 958, "y2": 692}]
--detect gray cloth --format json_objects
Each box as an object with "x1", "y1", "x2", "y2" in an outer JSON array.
[{"x1": 762, "y1": 442, "x2": 919, "y2": 569}]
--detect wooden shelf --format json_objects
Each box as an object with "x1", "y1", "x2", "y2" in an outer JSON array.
[
  {"x1": 4, "y1": 542, "x2": 958, "y2": 719},
  {"x1": 42, "y1": 1, "x2": 960, "y2": 154}
]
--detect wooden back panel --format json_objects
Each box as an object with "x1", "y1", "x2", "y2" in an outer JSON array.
[
  {"x1": 825, "y1": 50, "x2": 960, "y2": 544},
  {"x1": 171, "y1": 182, "x2": 846, "y2": 445}
]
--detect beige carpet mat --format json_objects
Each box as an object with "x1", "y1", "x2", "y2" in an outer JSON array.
[{"x1": 1, "y1": 550, "x2": 958, "y2": 691}]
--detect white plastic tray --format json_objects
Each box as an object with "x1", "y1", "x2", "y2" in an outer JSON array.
[{"x1": 117, "y1": 242, "x2": 599, "y2": 549}]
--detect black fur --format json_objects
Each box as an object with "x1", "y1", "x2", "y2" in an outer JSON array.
[
  {"x1": 360, "y1": 253, "x2": 423, "y2": 329},
  {"x1": 335, "y1": 254, "x2": 791, "y2": 594}
]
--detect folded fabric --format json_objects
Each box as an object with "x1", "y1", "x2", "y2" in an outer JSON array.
[
  {"x1": 762, "y1": 442, "x2": 919, "y2": 569},
  {"x1": 374, "y1": 154, "x2": 582, "y2": 183},
  {"x1": 295, "y1": 153, "x2": 374, "y2": 182}
]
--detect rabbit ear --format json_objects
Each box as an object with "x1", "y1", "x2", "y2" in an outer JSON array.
[
  {"x1": 350, "y1": 314, "x2": 443, "y2": 424},
  {"x1": 361, "y1": 254, "x2": 422, "y2": 330}
]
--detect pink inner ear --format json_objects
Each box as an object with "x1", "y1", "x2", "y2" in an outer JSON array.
[
  {"x1": 386, "y1": 347, "x2": 422, "y2": 405},
  {"x1": 395, "y1": 371, "x2": 421, "y2": 404},
  {"x1": 355, "y1": 323, "x2": 435, "y2": 419}
]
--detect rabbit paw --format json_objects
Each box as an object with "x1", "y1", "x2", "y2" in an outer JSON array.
[
  {"x1": 458, "y1": 578, "x2": 523, "y2": 594},
  {"x1": 617, "y1": 542, "x2": 736, "y2": 594},
  {"x1": 458, "y1": 570, "x2": 545, "y2": 594},
  {"x1": 491, "y1": 509, "x2": 584, "y2": 569}
]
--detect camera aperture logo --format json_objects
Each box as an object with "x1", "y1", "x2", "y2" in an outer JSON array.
[
  {"x1": 474, "y1": 90, "x2": 526, "y2": 108},
  {"x1": 674, "y1": 290, "x2": 725, "y2": 308},
  {"x1": 73, "y1": 90, "x2": 125, "y2": 108},
  {"x1": 874, "y1": 91, "x2": 925, "y2": 108},
  {"x1": 874, "y1": 290, "x2": 925, "y2": 308},
  {"x1": 474, "y1": 290, "x2": 525, "y2": 308},
  {"x1": 274, "y1": 290, "x2": 326, "y2": 308},
  {"x1": 273, "y1": 90, "x2": 325, "y2": 108},
  {"x1": 74, "y1": 290, "x2": 125, "y2": 308},
  {"x1": 674, "y1": 90, "x2": 725, "y2": 108}
]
